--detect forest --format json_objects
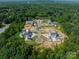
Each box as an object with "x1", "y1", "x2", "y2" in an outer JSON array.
[{"x1": 0, "y1": 4, "x2": 79, "y2": 59}]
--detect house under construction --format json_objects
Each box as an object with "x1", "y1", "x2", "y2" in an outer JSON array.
[{"x1": 20, "y1": 18, "x2": 64, "y2": 44}]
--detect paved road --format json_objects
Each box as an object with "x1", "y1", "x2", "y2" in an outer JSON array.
[{"x1": 0, "y1": 24, "x2": 10, "y2": 34}]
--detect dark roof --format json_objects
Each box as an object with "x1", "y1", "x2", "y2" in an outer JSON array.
[
  {"x1": 26, "y1": 20, "x2": 33, "y2": 24},
  {"x1": 21, "y1": 29, "x2": 32, "y2": 38}
]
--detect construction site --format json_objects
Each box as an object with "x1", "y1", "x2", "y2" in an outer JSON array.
[{"x1": 20, "y1": 18, "x2": 65, "y2": 48}]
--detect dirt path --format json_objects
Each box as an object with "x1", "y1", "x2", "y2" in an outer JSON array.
[{"x1": 0, "y1": 24, "x2": 10, "y2": 34}]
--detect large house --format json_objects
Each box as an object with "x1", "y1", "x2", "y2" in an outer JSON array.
[
  {"x1": 48, "y1": 30, "x2": 59, "y2": 41},
  {"x1": 20, "y1": 20, "x2": 33, "y2": 40},
  {"x1": 20, "y1": 29, "x2": 32, "y2": 40}
]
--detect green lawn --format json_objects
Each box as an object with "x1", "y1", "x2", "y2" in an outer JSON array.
[{"x1": 15, "y1": 32, "x2": 20, "y2": 38}]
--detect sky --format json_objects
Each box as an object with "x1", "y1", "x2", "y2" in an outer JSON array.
[{"x1": 0, "y1": 0, "x2": 79, "y2": 2}]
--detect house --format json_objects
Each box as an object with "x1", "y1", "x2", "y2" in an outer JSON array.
[
  {"x1": 24, "y1": 19, "x2": 34, "y2": 30},
  {"x1": 26, "y1": 19, "x2": 33, "y2": 25},
  {"x1": 48, "y1": 20, "x2": 58, "y2": 26},
  {"x1": 20, "y1": 29, "x2": 32, "y2": 41},
  {"x1": 20, "y1": 20, "x2": 33, "y2": 40},
  {"x1": 48, "y1": 30, "x2": 59, "y2": 41}
]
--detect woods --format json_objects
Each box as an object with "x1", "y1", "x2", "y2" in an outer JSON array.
[{"x1": 0, "y1": 4, "x2": 79, "y2": 59}]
